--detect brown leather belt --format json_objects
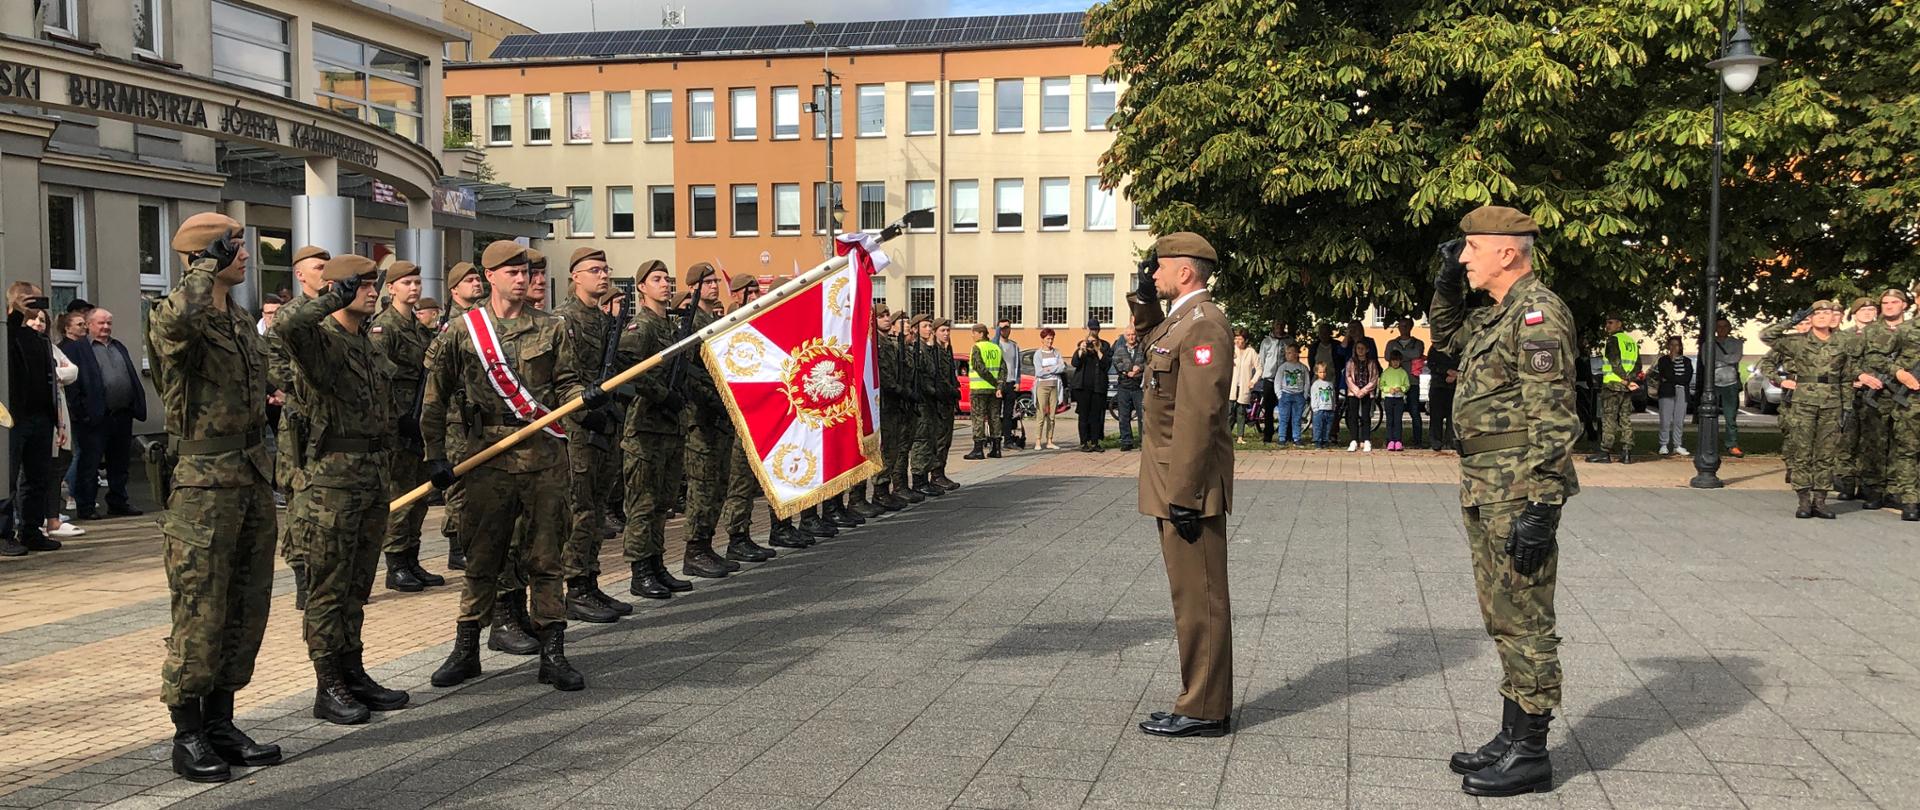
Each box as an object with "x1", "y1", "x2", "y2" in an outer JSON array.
[{"x1": 172, "y1": 429, "x2": 262, "y2": 456}]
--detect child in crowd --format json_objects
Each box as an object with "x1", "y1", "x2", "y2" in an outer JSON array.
[
  {"x1": 1310, "y1": 363, "x2": 1338, "y2": 448},
  {"x1": 1275, "y1": 346, "x2": 1310, "y2": 447},
  {"x1": 1380, "y1": 350, "x2": 1411, "y2": 451}
]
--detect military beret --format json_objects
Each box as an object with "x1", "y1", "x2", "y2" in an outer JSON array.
[
  {"x1": 171, "y1": 212, "x2": 242, "y2": 254},
  {"x1": 729, "y1": 273, "x2": 758, "y2": 293},
  {"x1": 1152, "y1": 231, "x2": 1216, "y2": 262},
  {"x1": 322, "y1": 255, "x2": 378, "y2": 283},
  {"x1": 481, "y1": 240, "x2": 528, "y2": 270},
  {"x1": 1850, "y1": 296, "x2": 1877, "y2": 313},
  {"x1": 292, "y1": 245, "x2": 331, "y2": 265},
  {"x1": 1883, "y1": 288, "x2": 1912, "y2": 304},
  {"x1": 526, "y1": 249, "x2": 547, "y2": 270},
  {"x1": 385, "y1": 261, "x2": 420, "y2": 282},
  {"x1": 636, "y1": 259, "x2": 669, "y2": 280},
  {"x1": 684, "y1": 262, "x2": 718, "y2": 287},
  {"x1": 909, "y1": 313, "x2": 931, "y2": 328},
  {"x1": 597, "y1": 287, "x2": 626, "y2": 305},
  {"x1": 673, "y1": 290, "x2": 694, "y2": 308},
  {"x1": 1458, "y1": 205, "x2": 1540, "y2": 236},
  {"x1": 568, "y1": 247, "x2": 607, "y2": 270},
  {"x1": 448, "y1": 261, "x2": 479, "y2": 286},
  {"x1": 416, "y1": 297, "x2": 442, "y2": 311},
  {"x1": 932, "y1": 317, "x2": 951, "y2": 328},
  {"x1": 892, "y1": 309, "x2": 911, "y2": 320},
  {"x1": 1811, "y1": 299, "x2": 1843, "y2": 313}
]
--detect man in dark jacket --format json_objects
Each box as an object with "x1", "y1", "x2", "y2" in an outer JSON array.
[
  {"x1": 61, "y1": 307, "x2": 148, "y2": 519},
  {"x1": 1071, "y1": 318, "x2": 1114, "y2": 451},
  {"x1": 4, "y1": 285, "x2": 58, "y2": 555}
]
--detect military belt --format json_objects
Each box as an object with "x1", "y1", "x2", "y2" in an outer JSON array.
[
  {"x1": 1457, "y1": 430, "x2": 1529, "y2": 457},
  {"x1": 172, "y1": 429, "x2": 263, "y2": 456},
  {"x1": 473, "y1": 413, "x2": 529, "y2": 428},
  {"x1": 318, "y1": 436, "x2": 387, "y2": 454},
  {"x1": 1789, "y1": 374, "x2": 1843, "y2": 385}
]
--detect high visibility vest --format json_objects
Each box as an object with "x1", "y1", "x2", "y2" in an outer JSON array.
[
  {"x1": 969, "y1": 340, "x2": 1003, "y2": 391},
  {"x1": 1602, "y1": 332, "x2": 1639, "y2": 385}
]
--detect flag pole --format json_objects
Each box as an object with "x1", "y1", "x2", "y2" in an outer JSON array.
[{"x1": 389, "y1": 211, "x2": 929, "y2": 511}]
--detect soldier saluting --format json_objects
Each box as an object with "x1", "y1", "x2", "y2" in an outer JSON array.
[
  {"x1": 1429, "y1": 206, "x2": 1578, "y2": 797},
  {"x1": 1760, "y1": 300, "x2": 1860, "y2": 519}
]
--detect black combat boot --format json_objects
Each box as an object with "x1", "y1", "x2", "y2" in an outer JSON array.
[
  {"x1": 726, "y1": 531, "x2": 775, "y2": 562},
  {"x1": 201, "y1": 690, "x2": 281, "y2": 767},
  {"x1": 430, "y1": 620, "x2": 482, "y2": 687},
  {"x1": 850, "y1": 486, "x2": 886, "y2": 517},
  {"x1": 1461, "y1": 708, "x2": 1553, "y2": 796},
  {"x1": 1811, "y1": 490, "x2": 1836, "y2": 519},
  {"x1": 1450, "y1": 697, "x2": 1521, "y2": 775},
  {"x1": 602, "y1": 513, "x2": 625, "y2": 540},
  {"x1": 931, "y1": 467, "x2": 961, "y2": 491},
  {"x1": 588, "y1": 575, "x2": 632, "y2": 615},
  {"x1": 168, "y1": 702, "x2": 232, "y2": 783},
  {"x1": 312, "y1": 656, "x2": 370, "y2": 725},
  {"x1": 963, "y1": 440, "x2": 986, "y2": 460},
  {"x1": 446, "y1": 544, "x2": 467, "y2": 571},
  {"x1": 566, "y1": 576, "x2": 620, "y2": 623},
  {"x1": 1795, "y1": 489, "x2": 1815, "y2": 519},
  {"x1": 873, "y1": 482, "x2": 907, "y2": 512},
  {"x1": 826, "y1": 499, "x2": 862, "y2": 527},
  {"x1": 1584, "y1": 450, "x2": 1612, "y2": 464},
  {"x1": 799, "y1": 510, "x2": 838, "y2": 538},
  {"x1": 1863, "y1": 486, "x2": 1886, "y2": 510},
  {"x1": 769, "y1": 519, "x2": 808, "y2": 549},
  {"x1": 536, "y1": 623, "x2": 585, "y2": 692},
  {"x1": 912, "y1": 473, "x2": 945, "y2": 498},
  {"x1": 339, "y1": 648, "x2": 409, "y2": 711},
  {"x1": 653, "y1": 554, "x2": 694, "y2": 592},
  {"x1": 292, "y1": 563, "x2": 309, "y2": 611},
  {"x1": 897, "y1": 478, "x2": 926, "y2": 504},
  {"x1": 682, "y1": 538, "x2": 732, "y2": 579},
  {"x1": 988, "y1": 438, "x2": 1003, "y2": 458},
  {"x1": 410, "y1": 549, "x2": 446, "y2": 587},
  {"x1": 629, "y1": 558, "x2": 672, "y2": 599},
  {"x1": 1617, "y1": 448, "x2": 1632, "y2": 464},
  {"x1": 385, "y1": 552, "x2": 424, "y2": 592},
  {"x1": 487, "y1": 592, "x2": 540, "y2": 655},
  {"x1": 839, "y1": 496, "x2": 868, "y2": 525},
  {"x1": 1837, "y1": 480, "x2": 1861, "y2": 500},
  {"x1": 1904, "y1": 503, "x2": 1920, "y2": 522}
]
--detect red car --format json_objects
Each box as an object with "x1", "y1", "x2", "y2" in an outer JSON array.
[{"x1": 955, "y1": 349, "x2": 1038, "y2": 415}]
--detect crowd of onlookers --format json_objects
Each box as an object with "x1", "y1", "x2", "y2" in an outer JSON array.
[{"x1": 1222, "y1": 318, "x2": 1457, "y2": 452}]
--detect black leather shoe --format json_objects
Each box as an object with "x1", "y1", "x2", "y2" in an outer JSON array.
[
  {"x1": 536, "y1": 623, "x2": 586, "y2": 692},
  {"x1": 1585, "y1": 452, "x2": 1612, "y2": 464},
  {"x1": 629, "y1": 559, "x2": 672, "y2": 599},
  {"x1": 897, "y1": 482, "x2": 926, "y2": 504},
  {"x1": 1138, "y1": 713, "x2": 1230, "y2": 738},
  {"x1": 1904, "y1": 503, "x2": 1920, "y2": 522},
  {"x1": 653, "y1": 554, "x2": 694, "y2": 592},
  {"x1": 799, "y1": 514, "x2": 838, "y2": 538},
  {"x1": 566, "y1": 577, "x2": 620, "y2": 623},
  {"x1": 0, "y1": 537, "x2": 25, "y2": 557},
  {"x1": 827, "y1": 504, "x2": 862, "y2": 527},
  {"x1": 683, "y1": 543, "x2": 731, "y2": 578},
  {"x1": 410, "y1": 550, "x2": 446, "y2": 587},
  {"x1": 385, "y1": 552, "x2": 424, "y2": 592},
  {"x1": 875, "y1": 487, "x2": 909, "y2": 512},
  {"x1": 201, "y1": 690, "x2": 281, "y2": 767},
  {"x1": 1811, "y1": 492, "x2": 1836, "y2": 519},
  {"x1": 487, "y1": 593, "x2": 541, "y2": 655},
  {"x1": 769, "y1": 521, "x2": 808, "y2": 549},
  {"x1": 850, "y1": 495, "x2": 886, "y2": 518},
  {"x1": 168, "y1": 703, "x2": 232, "y2": 783},
  {"x1": 21, "y1": 533, "x2": 60, "y2": 551},
  {"x1": 1863, "y1": 488, "x2": 1887, "y2": 510},
  {"x1": 1618, "y1": 450, "x2": 1632, "y2": 464},
  {"x1": 446, "y1": 547, "x2": 467, "y2": 570},
  {"x1": 987, "y1": 439, "x2": 1003, "y2": 458},
  {"x1": 1461, "y1": 709, "x2": 1552, "y2": 796},
  {"x1": 931, "y1": 471, "x2": 961, "y2": 491},
  {"x1": 963, "y1": 441, "x2": 986, "y2": 460},
  {"x1": 1451, "y1": 697, "x2": 1521, "y2": 775},
  {"x1": 339, "y1": 649, "x2": 410, "y2": 711},
  {"x1": 431, "y1": 621, "x2": 482, "y2": 687},
  {"x1": 588, "y1": 576, "x2": 632, "y2": 614},
  {"x1": 312, "y1": 656, "x2": 370, "y2": 725},
  {"x1": 1796, "y1": 489, "x2": 1815, "y2": 519},
  {"x1": 726, "y1": 533, "x2": 775, "y2": 562},
  {"x1": 108, "y1": 504, "x2": 143, "y2": 517},
  {"x1": 292, "y1": 564, "x2": 309, "y2": 611}
]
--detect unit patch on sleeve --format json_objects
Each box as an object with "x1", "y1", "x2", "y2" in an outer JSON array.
[{"x1": 1193, "y1": 345, "x2": 1213, "y2": 365}]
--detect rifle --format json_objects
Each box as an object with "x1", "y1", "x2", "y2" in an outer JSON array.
[{"x1": 664, "y1": 298, "x2": 702, "y2": 410}]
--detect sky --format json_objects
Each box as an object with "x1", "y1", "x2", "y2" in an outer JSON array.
[{"x1": 469, "y1": 0, "x2": 1094, "y2": 32}]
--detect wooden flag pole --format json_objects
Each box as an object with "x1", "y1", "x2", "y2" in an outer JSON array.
[{"x1": 388, "y1": 211, "x2": 929, "y2": 512}]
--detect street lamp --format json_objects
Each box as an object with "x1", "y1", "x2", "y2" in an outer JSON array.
[{"x1": 1692, "y1": 0, "x2": 1774, "y2": 490}]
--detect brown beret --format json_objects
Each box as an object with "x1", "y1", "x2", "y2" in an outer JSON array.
[
  {"x1": 909, "y1": 313, "x2": 931, "y2": 328},
  {"x1": 1811, "y1": 299, "x2": 1843, "y2": 313},
  {"x1": 386, "y1": 261, "x2": 420, "y2": 282},
  {"x1": 636, "y1": 259, "x2": 669, "y2": 280},
  {"x1": 292, "y1": 245, "x2": 331, "y2": 265},
  {"x1": 481, "y1": 240, "x2": 528, "y2": 270},
  {"x1": 729, "y1": 273, "x2": 758, "y2": 293},
  {"x1": 1152, "y1": 231, "x2": 1217, "y2": 262},
  {"x1": 568, "y1": 247, "x2": 607, "y2": 270},
  {"x1": 527, "y1": 249, "x2": 547, "y2": 270},
  {"x1": 932, "y1": 317, "x2": 951, "y2": 328},
  {"x1": 416, "y1": 297, "x2": 442, "y2": 310},
  {"x1": 892, "y1": 309, "x2": 911, "y2": 320},
  {"x1": 673, "y1": 290, "x2": 694, "y2": 308},
  {"x1": 323, "y1": 254, "x2": 378, "y2": 283},
  {"x1": 1883, "y1": 288, "x2": 1912, "y2": 304},
  {"x1": 448, "y1": 261, "x2": 479, "y2": 286},
  {"x1": 1458, "y1": 205, "x2": 1540, "y2": 236},
  {"x1": 684, "y1": 262, "x2": 718, "y2": 288},
  {"x1": 597, "y1": 287, "x2": 626, "y2": 305},
  {"x1": 1850, "y1": 296, "x2": 1877, "y2": 314},
  {"x1": 171, "y1": 212, "x2": 242, "y2": 254}
]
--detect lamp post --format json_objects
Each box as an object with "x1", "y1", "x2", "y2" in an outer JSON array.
[
  {"x1": 803, "y1": 20, "x2": 839, "y2": 252},
  {"x1": 1691, "y1": 1, "x2": 1773, "y2": 489}
]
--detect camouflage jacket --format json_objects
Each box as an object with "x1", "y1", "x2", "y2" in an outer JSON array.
[
  {"x1": 147, "y1": 258, "x2": 271, "y2": 488},
  {"x1": 1759, "y1": 319, "x2": 1860, "y2": 410},
  {"x1": 555, "y1": 294, "x2": 619, "y2": 438},
  {"x1": 369, "y1": 304, "x2": 434, "y2": 445},
  {"x1": 421, "y1": 304, "x2": 586, "y2": 473},
  {"x1": 915, "y1": 339, "x2": 947, "y2": 402},
  {"x1": 679, "y1": 306, "x2": 729, "y2": 431},
  {"x1": 273, "y1": 289, "x2": 394, "y2": 489},
  {"x1": 618, "y1": 305, "x2": 679, "y2": 436},
  {"x1": 1854, "y1": 320, "x2": 1904, "y2": 409},
  {"x1": 932, "y1": 342, "x2": 961, "y2": 402},
  {"x1": 1430, "y1": 272, "x2": 1581, "y2": 508}
]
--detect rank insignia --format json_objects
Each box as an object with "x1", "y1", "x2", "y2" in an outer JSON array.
[
  {"x1": 1193, "y1": 345, "x2": 1213, "y2": 365},
  {"x1": 1524, "y1": 310, "x2": 1545, "y2": 326}
]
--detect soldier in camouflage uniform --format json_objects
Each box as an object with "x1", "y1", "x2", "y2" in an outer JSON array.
[
  {"x1": 1847, "y1": 294, "x2": 1905, "y2": 506},
  {"x1": 868, "y1": 310, "x2": 908, "y2": 510},
  {"x1": 928, "y1": 319, "x2": 963, "y2": 490},
  {"x1": 618, "y1": 260, "x2": 694, "y2": 598},
  {"x1": 907, "y1": 314, "x2": 950, "y2": 497},
  {"x1": 1586, "y1": 315, "x2": 1640, "y2": 464},
  {"x1": 488, "y1": 251, "x2": 555, "y2": 624},
  {"x1": 371, "y1": 261, "x2": 444, "y2": 593},
  {"x1": 1760, "y1": 300, "x2": 1860, "y2": 519},
  {"x1": 1886, "y1": 301, "x2": 1920, "y2": 520},
  {"x1": 274, "y1": 254, "x2": 410, "y2": 725},
  {"x1": 272, "y1": 245, "x2": 329, "y2": 611},
  {"x1": 150, "y1": 213, "x2": 282, "y2": 783},
  {"x1": 554, "y1": 247, "x2": 630, "y2": 624},
  {"x1": 1430, "y1": 206, "x2": 1578, "y2": 797},
  {"x1": 717, "y1": 274, "x2": 779, "y2": 564},
  {"x1": 423, "y1": 241, "x2": 598, "y2": 692},
  {"x1": 437, "y1": 262, "x2": 484, "y2": 572},
  {"x1": 678, "y1": 263, "x2": 742, "y2": 579}
]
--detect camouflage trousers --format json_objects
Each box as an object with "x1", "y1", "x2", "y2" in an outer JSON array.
[
  {"x1": 1850, "y1": 402, "x2": 1893, "y2": 490},
  {"x1": 439, "y1": 430, "x2": 469, "y2": 556},
  {"x1": 160, "y1": 483, "x2": 275, "y2": 706},
  {"x1": 684, "y1": 423, "x2": 734, "y2": 541},
  {"x1": 275, "y1": 416, "x2": 301, "y2": 564},
  {"x1": 882, "y1": 405, "x2": 913, "y2": 489},
  {"x1": 455, "y1": 463, "x2": 567, "y2": 628},
  {"x1": 1463, "y1": 499, "x2": 1562, "y2": 714},
  {"x1": 1887, "y1": 406, "x2": 1920, "y2": 505},
  {"x1": 1784, "y1": 400, "x2": 1844, "y2": 492},
  {"x1": 910, "y1": 405, "x2": 949, "y2": 475},
  {"x1": 719, "y1": 440, "x2": 759, "y2": 538},
  {"x1": 969, "y1": 390, "x2": 1000, "y2": 441},
  {"x1": 382, "y1": 446, "x2": 429, "y2": 555},
  {"x1": 563, "y1": 435, "x2": 619, "y2": 579},
  {"x1": 931, "y1": 400, "x2": 956, "y2": 464},
  {"x1": 621, "y1": 432, "x2": 685, "y2": 560},
  {"x1": 294, "y1": 481, "x2": 387, "y2": 661},
  {"x1": 1598, "y1": 388, "x2": 1634, "y2": 454}
]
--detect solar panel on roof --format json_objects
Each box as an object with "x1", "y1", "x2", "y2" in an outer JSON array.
[{"x1": 478, "y1": 11, "x2": 1088, "y2": 60}]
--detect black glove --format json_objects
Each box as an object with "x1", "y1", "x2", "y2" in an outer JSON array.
[
  {"x1": 397, "y1": 415, "x2": 422, "y2": 444},
  {"x1": 1135, "y1": 259, "x2": 1157, "y2": 301},
  {"x1": 1788, "y1": 307, "x2": 1813, "y2": 326},
  {"x1": 1434, "y1": 239, "x2": 1467, "y2": 298},
  {"x1": 203, "y1": 230, "x2": 240, "y2": 271},
  {"x1": 659, "y1": 390, "x2": 685, "y2": 413},
  {"x1": 580, "y1": 385, "x2": 611, "y2": 412},
  {"x1": 428, "y1": 458, "x2": 457, "y2": 490},
  {"x1": 1506, "y1": 501, "x2": 1561, "y2": 576},
  {"x1": 327, "y1": 278, "x2": 359, "y2": 308},
  {"x1": 1168, "y1": 504, "x2": 1203, "y2": 543},
  {"x1": 579, "y1": 408, "x2": 610, "y2": 434}
]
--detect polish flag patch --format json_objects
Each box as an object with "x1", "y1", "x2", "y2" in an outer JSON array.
[
  {"x1": 1524, "y1": 310, "x2": 1545, "y2": 326},
  {"x1": 1193, "y1": 345, "x2": 1214, "y2": 365}
]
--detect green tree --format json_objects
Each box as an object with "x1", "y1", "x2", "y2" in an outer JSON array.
[{"x1": 1088, "y1": 0, "x2": 1919, "y2": 341}]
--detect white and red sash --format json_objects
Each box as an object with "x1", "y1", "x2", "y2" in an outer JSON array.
[{"x1": 461, "y1": 306, "x2": 565, "y2": 439}]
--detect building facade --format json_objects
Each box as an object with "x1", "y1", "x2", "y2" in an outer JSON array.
[
  {"x1": 441, "y1": 0, "x2": 534, "y2": 63},
  {"x1": 445, "y1": 12, "x2": 1152, "y2": 348}
]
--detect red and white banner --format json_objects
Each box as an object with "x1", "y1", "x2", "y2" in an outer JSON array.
[
  {"x1": 702, "y1": 236, "x2": 889, "y2": 517},
  {"x1": 462, "y1": 306, "x2": 565, "y2": 439}
]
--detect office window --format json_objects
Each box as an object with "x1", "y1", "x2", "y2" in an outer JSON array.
[
  {"x1": 1041, "y1": 77, "x2": 1070, "y2": 131},
  {"x1": 857, "y1": 182, "x2": 886, "y2": 231},
  {"x1": 212, "y1": 1, "x2": 291, "y2": 97},
  {"x1": 47, "y1": 191, "x2": 85, "y2": 304},
  {"x1": 605, "y1": 91, "x2": 632, "y2": 141},
  {"x1": 134, "y1": 0, "x2": 165, "y2": 56},
  {"x1": 689, "y1": 90, "x2": 715, "y2": 141},
  {"x1": 857, "y1": 84, "x2": 885, "y2": 136},
  {"x1": 950, "y1": 81, "x2": 978, "y2": 134},
  {"x1": 42, "y1": 0, "x2": 77, "y2": 36},
  {"x1": 908, "y1": 277, "x2": 935, "y2": 317},
  {"x1": 950, "y1": 276, "x2": 978, "y2": 324},
  {"x1": 871, "y1": 276, "x2": 888, "y2": 308},
  {"x1": 447, "y1": 97, "x2": 472, "y2": 146},
  {"x1": 730, "y1": 88, "x2": 757, "y2": 139},
  {"x1": 995, "y1": 277, "x2": 1023, "y2": 325},
  {"x1": 773, "y1": 184, "x2": 801, "y2": 234},
  {"x1": 649, "y1": 186, "x2": 675, "y2": 236},
  {"x1": 772, "y1": 87, "x2": 799, "y2": 139},
  {"x1": 1086, "y1": 275, "x2": 1115, "y2": 326},
  {"x1": 1133, "y1": 201, "x2": 1150, "y2": 230},
  {"x1": 487, "y1": 95, "x2": 510, "y2": 143},
  {"x1": 951, "y1": 180, "x2": 979, "y2": 231},
  {"x1": 609, "y1": 187, "x2": 634, "y2": 236},
  {"x1": 732, "y1": 185, "x2": 759, "y2": 235},
  {"x1": 566, "y1": 92, "x2": 590, "y2": 141},
  {"x1": 905, "y1": 181, "x2": 935, "y2": 230},
  {"x1": 994, "y1": 179, "x2": 1024, "y2": 231},
  {"x1": 314, "y1": 29, "x2": 425, "y2": 143},
  {"x1": 526, "y1": 94, "x2": 552, "y2": 142},
  {"x1": 691, "y1": 185, "x2": 717, "y2": 236},
  {"x1": 1087, "y1": 76, "x2": 1119, "y2": 130},
  {"x1": 814, "y1": 182, "x2": 843, "y2": 234},
  {"x1": 995, "y1": 78, "x2": 1024, "y2": 132},
  {"x1": 568, "y1": 187, "x2": 593, "y2": 236},
  {"x1": 1040, "y1": 276, "x2": 1068, "y2": 326},
  {"x1": 1085, "y1": 178, "x2": 1116, "y2": 230},
  {"x1": 812, "y1": 85, "x2": 843, "y2": 139},
  {"x1": 647, "y1": 90, "x2": 672, "y2": 141},
  {"x1": 1039, "y1": 178, "x2": 1069, "y2": 230},
  {"x1": 138, "y1": 201, "x2": 170, "y2": 288},
  {"x1": 907, "y1": 83, "x2": 935, "y2": 135}
]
